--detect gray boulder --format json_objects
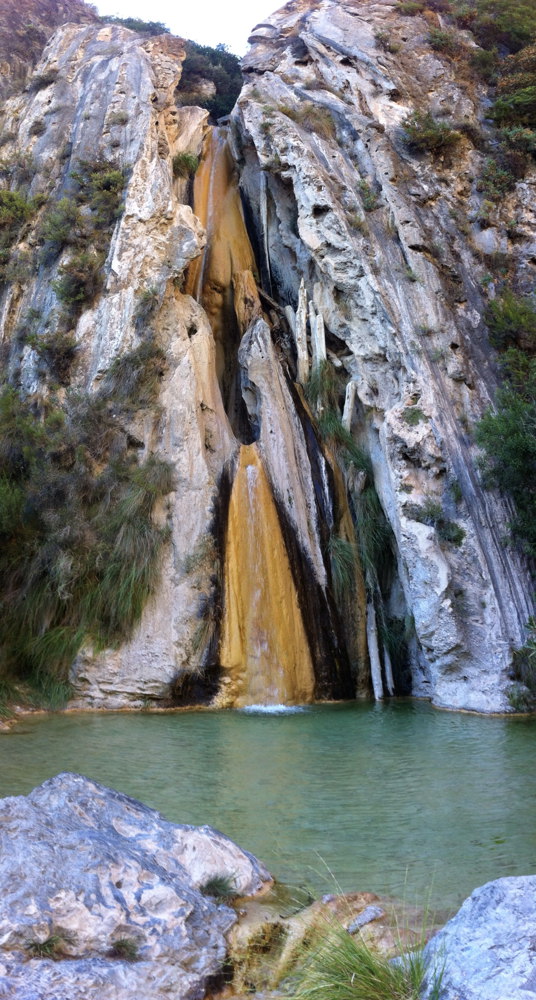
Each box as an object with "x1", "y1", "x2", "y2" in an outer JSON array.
[
  {"x1": 0, "y1": 772, "x2": 271, "y2": 999},
  {"x1": 422, "y1": 875, "x2": 536, "y2": 1000}
]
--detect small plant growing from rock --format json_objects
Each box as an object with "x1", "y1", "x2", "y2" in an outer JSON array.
[
  {"x1": 402, "y1": 110, "x2": 460, "y2": 154},
  {"x1": 402, "y1": 406, "x2": 426, "y2": 426},
  {"x1": 358, "y1": 180, "x2": 379, "y2": 212},
  {"x1": 428, "y1": 28, "x2": 459, "y2": 55},
  {"x1": 108, "y1": 937, "x2": 140, "y2": 961},
  {"x1": 26, "y1": 933, "x2": 70, "y2": 959},
  {"x1": 108, "y1": 110, "x2": 129, "y2": 126},
  {"x1": 407, "y1": 497, "x2": 466, "y2": 547},
  {"x1": 172, "y1": 152, "x2": 199, "y2": 178},
  {"x1": 200, "y1": 874, "x2": 238, "y2": 901}
]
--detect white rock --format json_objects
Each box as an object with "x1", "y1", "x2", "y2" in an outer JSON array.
[{"x1": 0, "y1": 773, "x2": 271, "y2": 1000}]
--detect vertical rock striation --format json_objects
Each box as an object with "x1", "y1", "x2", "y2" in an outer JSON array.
[{"x1": 230, "y1": 0, "x2": 535, "y2": 711}]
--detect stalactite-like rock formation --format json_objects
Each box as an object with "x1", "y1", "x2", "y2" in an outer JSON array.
[{"x1": 0, "y1": 0, "x2": 534, "y2": 713}]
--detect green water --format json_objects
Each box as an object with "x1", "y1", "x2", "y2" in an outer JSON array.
[{"x1": 1, "y1": 701, "x2": 534, "y2": 909}]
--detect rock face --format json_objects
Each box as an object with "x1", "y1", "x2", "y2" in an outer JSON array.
[
  {"x1": 422, "y1": 876, "x2": 536, "y2": 1000},
  {"x1": 0, "y1": 0, "x2": 534, "y2": 712},
  {"x1": 0, "y1": 772, "x2": 271, "y2": 1000},
  {"x1": 231, "y1": 0, "x2": 535, "y2": 711}
]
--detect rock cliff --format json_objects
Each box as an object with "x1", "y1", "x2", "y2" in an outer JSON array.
[{"x1": 0, "y1": 0, "x2": 534, "y2": 713}]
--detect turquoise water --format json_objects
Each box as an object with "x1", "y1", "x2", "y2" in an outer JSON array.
[{"x1": 1, "y1": 700, "x2": 535, "y2": 909}]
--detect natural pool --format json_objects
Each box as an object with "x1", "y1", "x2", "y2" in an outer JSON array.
[{"x1": 1, "y1": 700, "x2": 534, "y2": 910}]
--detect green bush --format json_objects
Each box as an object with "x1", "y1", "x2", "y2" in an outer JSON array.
[
  {"x1": 172, "y1": 152, "x2": 199, "y2": 178},
  {"x1": 475, "y1": 348, "x2": 536, "y2": 556},
  {"x1": 176, "y1": 41, "x2": 242, "y2": 120},
  {"x1": 27, "y1": 330, "x2": 77, "y2": 384},
  {"x1": 396, "y1": 1, "x2": 426, "y2": 14},
  {"x1": 484, "y1": 290, "x2": 536, "y2": 351},
  {"x1": 402, "y1": 406, "x2": 426, "y2": 426},
  {"x1": 428, "y1": 28, "x2": 459, "y2": 53},
  {"x1": 510, "y1": 617, "x2": 536, "y2": 708},
  {"x1": 100, "y1": 15, "x2": 169, "y2": 35},
  {"x1": 478, "y1": 157, "x2": 516, "y2": 199},
  {"x1": 402, "y1": 110, "x2": 460, "y2": 153},
  {"x1": 39, "y1": 197, "x2": 83, "y2": 259},
  {"x1": 53, "y1": 251, "x2": 104, "y2": 315}
]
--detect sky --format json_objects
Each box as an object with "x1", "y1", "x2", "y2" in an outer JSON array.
[{"x1": 93, "y1": 0, "x2": 276, "y2": 55}]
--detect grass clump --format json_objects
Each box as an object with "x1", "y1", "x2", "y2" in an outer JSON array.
[
  {"x1": 292, "y1": 921, "x2": 439, "y2": 1000},
  {"x1": 402, "y1": 110, "x2": 460, "y2": 153},
  {"x1": 374, "y1": 30, "x2": 401, "y2": 53},
  {"x1": 26, "y1": 933, "x2": 69, "y2": 959},
  {"x1": 108, "y1": 110, "x2": 129, "y2": 126},
  {"x1": 29, "y1": 68, "x2": 59, "y2": 91},
  {"x1": 279, "y1": 103, "x2": 336, "y2": 140},
  {"x1": 103, "y1": 341, "x2": 167, "y2": 408},
  {"x1": 108, "y1": 937, "x2": 140, "y2": 960},
  {"x1": 172, "y1": 152, "x2": 199, "y2": 178},
  {"x1": 200, "y1": 874, "x2": 238, "y2": 900}
]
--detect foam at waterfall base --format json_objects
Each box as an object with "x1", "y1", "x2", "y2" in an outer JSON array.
[{"x1": 239, "y1": 704, "x2": 309, "y2": 714}]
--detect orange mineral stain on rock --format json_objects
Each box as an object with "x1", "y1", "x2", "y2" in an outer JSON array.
[
  {"x1": 185, "y1": 128, "x2": 257, "y2": 357},
  {"x1": 219, "y1": 444, "x2": 316, "y2": 707}
]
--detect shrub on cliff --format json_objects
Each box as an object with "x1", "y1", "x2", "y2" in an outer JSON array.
[
  {"x1": 175, "y1": 41, "x2": 241, "y2": 120},
  {"x1": 401, "y1": 110, "x2": 460, "y2": 153},
  {"x1": 100, "y1": 15, "x2": 169, "y2": 35},
  {"x1": 0, "y1": 383, "x2": 173, "y2": 707},
  {"x1": 484, "y1": 290, "x2": 536, "y2": 352},
  {"x1": 475, "y1": 348, "x2": 536, "y2": 557}
]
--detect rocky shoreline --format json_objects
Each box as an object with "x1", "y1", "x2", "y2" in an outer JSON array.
[{"x1": 0, "y1": 774, "x2": 534, "y2": 999}]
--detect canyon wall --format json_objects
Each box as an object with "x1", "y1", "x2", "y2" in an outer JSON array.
[{"x1": 0, "y1": 0, "x2": 533, "y2": 712}]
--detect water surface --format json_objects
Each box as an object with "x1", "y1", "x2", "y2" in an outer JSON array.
[{"x1": 2, "y1": 701, "x2": 534, "y2": 910}]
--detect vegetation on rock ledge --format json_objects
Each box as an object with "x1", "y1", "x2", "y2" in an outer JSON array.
[{"x1": 0, "y1": 341, "x2": 172, "y2": 712}]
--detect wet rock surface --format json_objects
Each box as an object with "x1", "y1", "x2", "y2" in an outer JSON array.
[{"x1": 0, "y1": 773, "x2": 271, "y2": 1000}]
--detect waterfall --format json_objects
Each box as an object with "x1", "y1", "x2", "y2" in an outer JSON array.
[{"x1": 218, "y1": 444, "x2": 316, "y2": 707}]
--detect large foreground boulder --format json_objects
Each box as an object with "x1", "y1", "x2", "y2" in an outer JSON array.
[
  {"x1": 0, "y1": 773, "x2": 271, "y2": 999},
  {"x1": 422, "y1": 875, "x2": 536, "y2": 1000}
]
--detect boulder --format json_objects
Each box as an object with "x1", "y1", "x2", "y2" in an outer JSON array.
[
  {"x1": 422, "y1": 876, "x2": 536, "y2": 1000},
  {"x1": 0, "y1": 773, "x2": 271, "y2": 1000}
]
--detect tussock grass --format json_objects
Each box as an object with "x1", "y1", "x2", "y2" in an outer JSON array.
[
  {"x1": 292, "y1": 920, "x2": 442, "y2": 1000},
  {"x1": 0, "y1": 359, "x2": 173, "y2": 707}
]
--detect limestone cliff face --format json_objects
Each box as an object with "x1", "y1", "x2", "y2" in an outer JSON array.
[
  {"x1": 230, "y1": 0, "x2": 535, "y2": 711},
  {"x1": 0, "y1": 1, "x2": 533, "y2": 713}
]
